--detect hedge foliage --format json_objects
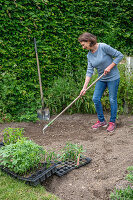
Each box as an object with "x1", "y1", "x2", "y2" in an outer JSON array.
[
  {"x1": 0, "y1": 0, "x2": 133, "y2": 122},
  {"x1": 45, "y1": 64, "x2": 133, "y2": 115}
]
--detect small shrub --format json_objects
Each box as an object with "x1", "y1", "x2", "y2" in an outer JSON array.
[
  {"x1": 3, "y1": 127, "x2": 25, "y2": 145},
  {"x1": 0, "y1": 112, "x2": 12, "y2": 123},
  {"x1": 45, "y1": 76, "x2": 78, "y2": 114},
  {"x1": 45, "y1": 76, "x2": 96, "y2": 115}
]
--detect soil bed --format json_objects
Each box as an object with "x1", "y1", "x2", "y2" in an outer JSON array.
[{"x1": 0, "y1": 114, "x2": 133, "y2": 200}]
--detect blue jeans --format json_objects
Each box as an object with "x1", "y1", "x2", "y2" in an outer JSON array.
[{"x1": 92, "y1": 78, "x2": 120, "y2": 123}]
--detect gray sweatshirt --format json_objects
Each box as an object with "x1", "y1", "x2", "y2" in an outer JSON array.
[{"x1": 86, "y1": 43, "x2": 124, "y2": 81}]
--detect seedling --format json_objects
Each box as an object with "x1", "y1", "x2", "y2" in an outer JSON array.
[
  {"x1": 45, "y1": 150, "x2": 58, "y2": 168},
  {"x1": 0, "y1": 138, "x2": 46, "y2": 176},
  {"x1": 3, "y1": 127, "x2": 25, "y2": 145},
  {"x1": 60, "y1": 142, "x2": 85, "y2": 166}
]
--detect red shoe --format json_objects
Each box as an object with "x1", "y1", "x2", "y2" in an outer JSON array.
[
  {"x1": 92, "y1": 120, "x2": 108, "y2": 129},
  {"x1": 107, "y1": 122, "x2": 116, "y2": 132}
]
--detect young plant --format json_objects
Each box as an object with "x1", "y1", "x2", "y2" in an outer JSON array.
[
  {"x1": 46, "y1": 150, "x2": 58, "y2": 168},
  {"x1": 0, "y1": 138, "x2": 46, "y2": 175},
  {"x1": 3, "y1": 127, "x2": 25, "y2": 145},
  {"x1": 126, "y1": 166, "x2": 133, "y2": 184},
  {"x1": 110, "y1": 166, "x2": 133, "y2": 199},
  {"x1": 60, "y1": 142, "x2": 85, "y2": 165}
]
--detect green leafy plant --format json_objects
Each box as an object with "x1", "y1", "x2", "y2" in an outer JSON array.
[
  {"x1": 3, "y1": 127, "x2": 25, "y2": 145},
  {"x1": 0, "y1": 112, "x2": 12, "y2": 123},
  {"x1": 126, "y1": 166, "x2": 133, "y2": 184},
  {"x1": 46, "y1": 150, "x2": 58, "y2": 168},
  {"x1": 110, "y1": 166, "x2": 133, "y2": 199},
  {"x1": 45, "y1": 75, "x2": 96, "y2": 115},
  {"x1": 0, "y1": 138, "x2": 46, "y2": 175},
  {"x1": 60, "y1": 142, "x2": 85, "y2": 165},
  {"x1": 0, "y1": 0, "x2": 132, "y2": 122}
]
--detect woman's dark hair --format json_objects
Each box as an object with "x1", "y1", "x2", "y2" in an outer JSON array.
[{"x1": 78, "y1": 32, "x2": 97, "y2": 47}]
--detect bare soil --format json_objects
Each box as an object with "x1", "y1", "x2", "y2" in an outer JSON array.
[{"x1": 0, "y1": 114, "x2": 133, "y2": 200}]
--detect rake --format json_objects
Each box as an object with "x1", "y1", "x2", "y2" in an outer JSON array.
[{"x1": 43, "y1": 73, "x2": 104, "y2": 134}]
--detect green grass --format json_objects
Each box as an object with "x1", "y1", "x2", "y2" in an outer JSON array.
[{"x1": 0, "y1": 169, "x2": 60, "y2": 200}]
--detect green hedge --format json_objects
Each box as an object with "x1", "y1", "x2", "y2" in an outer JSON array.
[
  {"x1": 0, "y1": 62, "x2": 132, "y2": 122},
  {"x1": 0, "y1": 0, "x2": 133, "y2": 122}
]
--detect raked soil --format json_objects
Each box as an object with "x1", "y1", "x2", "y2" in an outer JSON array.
[{"x1": 0, "y1": 114, "x2": 133, "y2": 200}]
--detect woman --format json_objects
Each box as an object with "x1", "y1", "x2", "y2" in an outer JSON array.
[{"x1": 78, "y1": 32, "x2": 123, "y2": 132}]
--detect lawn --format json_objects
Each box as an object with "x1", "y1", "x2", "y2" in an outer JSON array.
[{"x1": 0, "y1": 169, "x2": 60, "y2": 200}]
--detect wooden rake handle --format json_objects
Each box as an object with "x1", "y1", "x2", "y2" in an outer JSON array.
[{"x1": 43, "y1": 73, "x2": 104, "y2": 133}]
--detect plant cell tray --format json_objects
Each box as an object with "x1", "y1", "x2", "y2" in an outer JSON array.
[
  {"x1": 0, "y1": 163, "x2": 57, "y2": 186},
  {"x1": 55, "y1": 156, "x2": 91, "y2": 177},
  {"x1": 0, "y1": 142, "x2": 4, "y2": 148}
]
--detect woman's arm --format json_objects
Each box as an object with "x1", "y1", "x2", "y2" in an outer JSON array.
[
  {"x1": 103, "y1": 44, "x2": 123, "y2": 75},
  {"x1": 103, "y1": 44, "x2": 124, "y2": 65},
  {"x1": 80, "y1": 76, "x2": 91, "y2": 96}
]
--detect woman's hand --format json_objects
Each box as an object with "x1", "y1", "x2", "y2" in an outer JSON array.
[
  {"x1": 80, "y1": 76, "x2": 91, "y2": 96},
  {"x1": 104, "y1": 62, "x2": 116, "y2": 75},
  {"x1": 80, "y1": 88, "x2": 86, "y2": 96},
  {"x1": 104, "y1": 66, "x2": 111, "y2": 75}
]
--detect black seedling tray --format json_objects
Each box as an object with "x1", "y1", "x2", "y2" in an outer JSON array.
[
  {"x1": 0, "y1": 163, "x2": 57, "y2": 186},
  {"x1": 0, "y1": 143, "x2": 57, "y2": 186},
  {"x1": 55, "y1": 156, "x2": 91, "y2": 177},
  {"x1": 0, "y1": 142, "x2": 4, "y2": 148}
]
